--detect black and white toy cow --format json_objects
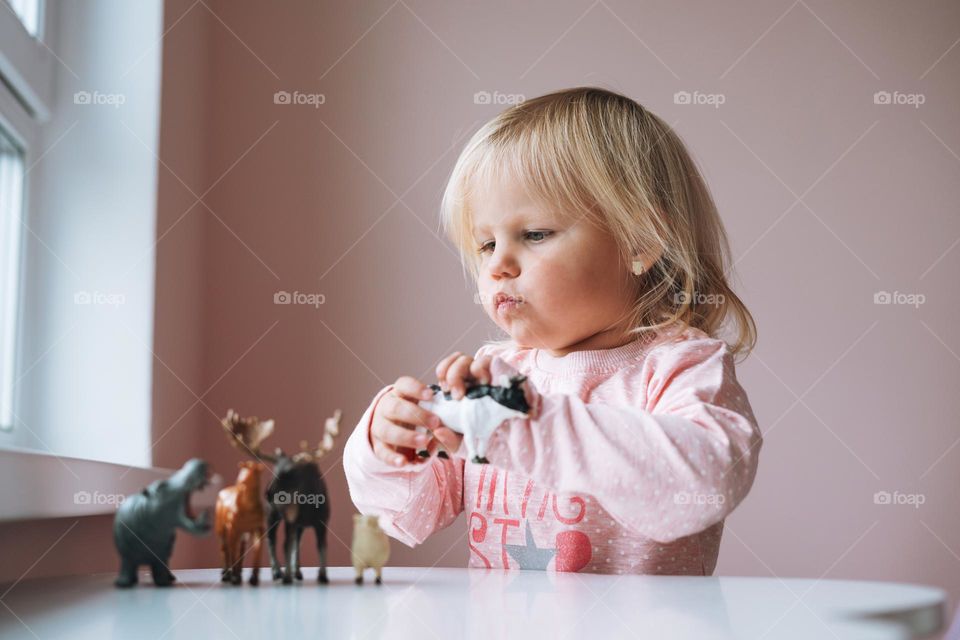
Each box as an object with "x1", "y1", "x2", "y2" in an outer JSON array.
[{"x1": 415, "y1": 374, "x2": 532, "y2": 464}]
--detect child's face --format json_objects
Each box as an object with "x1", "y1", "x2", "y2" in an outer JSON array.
[{"x1": 471, "y1": 173, "x2": 637, "y2": 356}]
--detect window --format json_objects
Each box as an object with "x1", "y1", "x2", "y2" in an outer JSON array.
[
  {"x1": 0, "y1": 0, "x2": 162, "y2": 470},
  {"x1": 4, "y1": 0, "x2": 42, "y2": 38},
  {"x1": 0, "y1": 125, "x2": 23, "y2": 431},
  {"x1": 0, "y1": 0, "x2": 169, "y2": 518},
  {"x1": 0, "y1": 0, "x2": 45, "y2": 437}
]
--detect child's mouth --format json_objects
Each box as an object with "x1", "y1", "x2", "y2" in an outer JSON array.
[{"x1": 495, "y1": 293, "x2": 524, "y2": 315}]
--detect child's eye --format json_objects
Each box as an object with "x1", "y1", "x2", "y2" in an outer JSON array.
[
  {"x1": 476, "y1": 230, "x2": 552, "y2": 255},
  {"x1": 524, "y1": 230, "x2": 552, "y2": 243}
]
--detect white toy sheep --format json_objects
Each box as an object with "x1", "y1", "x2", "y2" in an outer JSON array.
[{"x1": 352, "y1": 513, "x2": 390, "y2": 585}]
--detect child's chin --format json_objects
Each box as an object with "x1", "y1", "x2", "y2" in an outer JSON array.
[
  {"x1": 506, "y1": 331, "x2": 543, "y2": 350},
  {"x1": 493, "y1": 318, "x2": 543, "y2": 349}
]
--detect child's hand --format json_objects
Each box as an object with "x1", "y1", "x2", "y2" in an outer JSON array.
[
  {"x1": 435, "y1": 352, "x2": 493, "y2": 400},
  {"x1": 369, "y1": 376, "x2": 461, "y2": 466}
]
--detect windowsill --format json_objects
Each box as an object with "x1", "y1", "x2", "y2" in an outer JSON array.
[{"x1": 0, "y1": 446, "x2": 219, "y2": 522}]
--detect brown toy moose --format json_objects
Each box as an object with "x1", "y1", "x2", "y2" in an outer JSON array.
[{"x1": 215, "y1": 459, "x2": 267, "y2": 585}]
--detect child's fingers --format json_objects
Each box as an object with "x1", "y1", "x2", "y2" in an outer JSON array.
[
  {"x1": 434, "y1": 352, "x2": 463, "y2": 387},
  {"x1": 469, "y1": 355, "x2": 493, "y2": 385},
  {"x1": 371, "y1": 415, "x2": 429, "y2": 452},
  {"x1": 393, "y1": 375, "x2": 436, "y2": 403},
  {"x1": 382, "y1": 393, "x2": 440, "y2": 432},
  {"x1": 446, "y1": 355, "x2": 474, "y2": 399},
  {"x1": 424, "y1": 424, "x2": 462, "y2": 452},
  {"x1": 372, "y1": 436, "x2": 408, "y2": 467}
]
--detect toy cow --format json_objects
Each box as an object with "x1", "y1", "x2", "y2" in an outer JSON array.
[
  {"x1": 415, "y1": 374, "x2": 531, "y2": 463},
  {"x1": 215, "y1": 461, "x2": 266, "y2": 586},
  {"x1": 221, "y1": 408, "x2": 341, "y2": 585},
  {"x1": 351, "y1": 513, "x2": 390, "y2": 585}
]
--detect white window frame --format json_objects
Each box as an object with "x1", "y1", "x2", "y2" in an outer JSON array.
[
  {"x1": 5, "y1": 0, "x2": 45, "y2": 39},
  {"x1": 0, "y1": 1, "x2": 44, "y2": 437},
  {"x1": 0, "y1": 0, "x2": 55, "y2": 121},
  {"x1": 0, "y1": 77, "x2": 30, "y2": 435},
  {"x1": 0, "y1": 1, "x2": 178, "y2": 521}
]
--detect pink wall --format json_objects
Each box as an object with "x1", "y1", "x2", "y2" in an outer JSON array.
[{"x1": 4, "y1": 1, "x2": 960, "y2": 625}]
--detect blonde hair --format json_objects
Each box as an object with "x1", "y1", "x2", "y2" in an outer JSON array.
[{"x1": 439, "y1": 87, "x2": 756, "y2": 362}]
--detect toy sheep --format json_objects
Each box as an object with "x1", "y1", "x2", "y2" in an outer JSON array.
[{"x1": 352, "y1": 513, "x2": 390, "y2": 585}]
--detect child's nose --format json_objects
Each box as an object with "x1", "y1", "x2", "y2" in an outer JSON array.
[{"x1": 487, "y1": 249, "x2": 519, "y2": 279}]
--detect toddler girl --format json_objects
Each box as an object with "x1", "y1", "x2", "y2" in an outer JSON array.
[{"x1": 343, "y1": 87, "x2": 762, "y2": 575}]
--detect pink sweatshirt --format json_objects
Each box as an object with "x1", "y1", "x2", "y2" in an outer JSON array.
[{"x1": 342, "y1": 323, "x2": 762, "y2": 575}]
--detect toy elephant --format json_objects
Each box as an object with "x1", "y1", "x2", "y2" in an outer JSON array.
[{"x1": 113, "y1": 458, "x2": 213, "y2": 588}]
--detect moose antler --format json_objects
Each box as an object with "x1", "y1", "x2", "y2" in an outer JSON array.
[
  {"x1": 221, "y1": 409, "x2": 278, "y2": 463},
  {"x1": 292, "y1": 409, "x2": 342, "y2": 463}
]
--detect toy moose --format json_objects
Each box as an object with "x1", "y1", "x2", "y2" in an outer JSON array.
[
  {"x1": 220, "y1": 408, "x2": 342, "y2": 585},
  {"x1": 215, "y1": 460, "x2": 266, "y2": 586}
]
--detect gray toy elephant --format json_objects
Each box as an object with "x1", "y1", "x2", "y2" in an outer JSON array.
[{"x1": 113, "y1": 458, "x2": 213, "y2": 587}]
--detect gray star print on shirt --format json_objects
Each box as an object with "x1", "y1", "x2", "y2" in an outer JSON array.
[{"x1": 504, "y1": 520, "x2": 556, "y2": 570}]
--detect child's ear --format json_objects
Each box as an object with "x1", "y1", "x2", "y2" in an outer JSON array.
[{"x1": 630, "y1": 246, "x2": 664, "y2": 274}]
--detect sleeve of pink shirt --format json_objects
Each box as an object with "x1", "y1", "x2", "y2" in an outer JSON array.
[
  {"x1": 341, "y1": 383, "x2": 466, "y2": 548},
  {"x1": 475, "y1": 337, "x2": 763, "y2": 544}
]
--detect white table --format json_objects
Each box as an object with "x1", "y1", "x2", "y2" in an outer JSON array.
[{"x1": 0, "y1": 566, "x2": 946, "y2": 639}]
